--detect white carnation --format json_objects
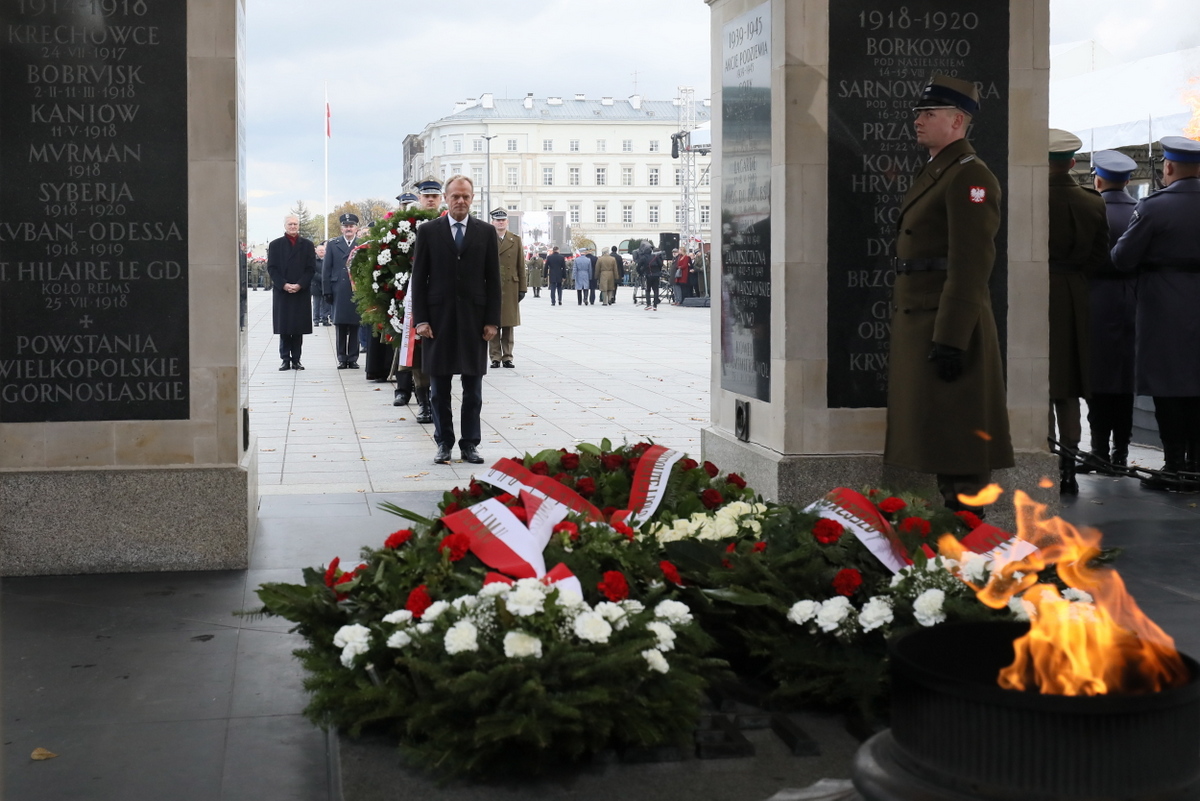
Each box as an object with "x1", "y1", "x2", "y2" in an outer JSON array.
[
  {"x1": 959, "y1": 552, "x2": 992, "y2": 583},
  {"x1": 377, "y1": 250, "x2": 392, "y2": 265},
  {"x1": 422, "y1": 600, "x2": 450, "y2": 622},
  {"x1": 398, "y1": 240, "x2": 411, "y2": 253},
  {"x1": 443, "y1": 620, "x2": 479, "y2": 654},
  {"x1": 815, "y1": 596, "x2": 853, "y2": 632},
  {"x1": 333, "y1": 623, "x2": 370, "y2": 649},
  {"x1": 787, "y1": 600, "x2": 818, "y2": 625},
  {"x1": 642, "y1": 648, "x2": 670, "y2": 674},
  {"x1": 452, "y1": 595, "x2": 479, "y2": 611},
  {"x1": 595, "y1": 601, "x2": 629, "y2": 629},
  {"x1": 480, "y1": 582, "x2": 510, "y2": 597},
  {"x1": 1062, "y1": 587, "x2": 1094, "y2": 604},
  {"x1": 386, "y1": 630, "x2": 412, "y2": 649},
  {"x1": 1008, "y1": 596, "x2": 1035, "y2": 621},
  {"x1": 382, "y1": 609, "x2": 413, "y2": 625},
  {"x1": 913, "y1": 589, "x2": 947, "y2": 627},
  {"x1": 396, "y1": 220, "x2": 411, "y2": 232},
  {"x1": 506, "y1": 582, "x2": 547, "y2": 617},
  {"x1": 646, "y1": 620, "x2": 676, "y2": 651},
  {"x1": 654, "y1": 599, "x2": 693, "y2": 626},
  {"x1": 415, "y1": 622, "x2": 433, "y2": 635},
  {"x1": 858, "y1": 596, "x2": 894, "y2": 632},
  {"x1": 620, "y1": 599, "x2": 646, "y2": 615},
  {"x1": 712, "y1": 514, "x2": 739, "y2": 539},
  {"x1": 382, "y1": 231, "x2": 396, "y2": 244},
  {"x1": 572, "y1": 611, "x2": 613, "y2": 644},
  {"x1": 503, "y1": 630, "x2": 543, "y2": 659}
]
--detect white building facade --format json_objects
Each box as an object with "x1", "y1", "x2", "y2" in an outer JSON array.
[{"x1": 405, "y1": 93, "x2": 713, "y2": 250}]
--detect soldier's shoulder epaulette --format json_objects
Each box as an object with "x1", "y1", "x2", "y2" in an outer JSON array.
[{"x1": 959, "y1": 154, "x2": 976, "y2": 164}]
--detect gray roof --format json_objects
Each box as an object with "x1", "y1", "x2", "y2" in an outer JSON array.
[{"x1": 434, "y1": 97, "x2": 712, "y2": 124}]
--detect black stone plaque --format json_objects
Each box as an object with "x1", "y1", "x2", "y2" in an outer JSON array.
[
  {"x1": 0, "y1": 0, "x2": 189, "y2": 422},
  {"x1": 826, "y1": 1, "x2": 1009, "y2": 408},
  {"x1": 719, "y1": 3, "x2": 771, "y2": 403}
]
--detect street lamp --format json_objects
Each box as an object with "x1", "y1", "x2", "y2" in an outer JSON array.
[{"x1": 476, "y1": 133, "x2": 498, "y2": 216}]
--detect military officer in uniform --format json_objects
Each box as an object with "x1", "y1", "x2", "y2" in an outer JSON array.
[
  {"x1": 1112, "y1": 136, "x2": 1200, "y2": 491},
  {"x1": 488, "y1": 208, "x2": 527, "y2": 368},
  {"x1": 1047, "y1": 130, "x2": 1108, "y2": 494},
  {"x1": 884, "y1": 74, "x2": 1014, "y2": 511},
  {"x1": 1080, "y1": 150, "x2": 1139, "y2": 474},
  {"x1": 323, "y1": 212, "x2": 362, "y2": 369},
  {"x1": 527, "y1": 251, "x2": 545, "y2": 298},
  {"x1": 393, "y1": 179, "x2": 443, "y2": 423},
  {"x1": 396, "y1": 191, "x2": 418, "y2": 211}
]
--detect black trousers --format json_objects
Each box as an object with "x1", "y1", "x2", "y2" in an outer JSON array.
[
  {"x1": 429, "y1": 374, "x2": 483, "y2": 449},
  {"x1": 1087, "y1": 393, "x2": 1134, "y2": 453},
  {"x1": 548, "y1": 280, "x2": 563, "y2": 305},
  {"x1": 1153, "y1": 396, "x2": 1200, "y2": 467},
  {"x1": 334, "y1": 324, "x2": 360, "y2": 366},
  {"x1": 278, "y1": 334, "x2": 303, "y2": 363},
  {"x1": 577, "y1": 289, "x2": 590, "y2": 305},
  {"x1": 644, "y1": 275, "x2": 659, "y2": 308}
]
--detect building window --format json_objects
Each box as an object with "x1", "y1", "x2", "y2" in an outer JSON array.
[
  {"x1": 507, "y1": 166, "x2": 519, "y2": 186},
  {"x1": 596, "y1": 139, "x2": 606, "y2": 152},
  {"x1": 569, "y1": 204, "x2": 580, "y2": 224},
  {"x1": 472, "y1": 139, "x2": 483, "y2": 152},
  {"x1": 622, "y1": 139, "x2": 633, "y2": 152},
  {"x1": 702, "y1": 172, "x2": 711, "y2": 186},
  {"x1": 569, "y1": 139, "x2": 580, "y2": 152},
  {"x1": 699, "y1": 205, "x2": 711, "y2": 225},
  {"x1": 453, "y1": 139, "x2": 462, "y2": 153},
  {"x1": 622, "y1": 204, "x2": 633, "y2": 224},
  {"x1": 595, "y1": 167, "x2": 607, "y2": 186},
  {"x1": 675, "y1": 205, "x2": 684, "y2": 224},
  {"x1": 595, "y1": 205, "x2": 607, "y2": 224},
  {"x1": 542, "y1": 203, "x2": 554, "y2": 211},
  {"x1": 649, "y1": 204, "x2": 660, "y2": 224},
  {"x1": 648, "y1": 168, "x2": 660, "y2": 186},
  {"x1": 569, "y1": 167, "x2": 580, "y2": 186},
  {"x1": 675, "y1": 168, "x2": 684, "y2": 186},
  {"x1": 649, "y1": 140, "x2": 660, "y2": 152},
  {"x1": 542, "y1": 166, "x2": 554, "y2": 186},
  {"x1": 450, "y1": 164, "x2": 461, "y2": 177},
  {"x1": 621, "y1": 167, "x2": 633, "y2": 186},
  {"x1": 507, "y1": 203, "x2": 518, "y2": 212},
  {"x1": 471, "y1": 167, "x2": 483, "y2": 185},
  {"x1": 542, "y1": 139, "x2": 553, "y2": 152}
]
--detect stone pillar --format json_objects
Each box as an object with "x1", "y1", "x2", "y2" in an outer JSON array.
[
  {"x1": 702, "y1": 0, "x2": 1056, "y2": 520},
  {"x1": 0, "y1": 0, "x2": 254, "y2": 575}
]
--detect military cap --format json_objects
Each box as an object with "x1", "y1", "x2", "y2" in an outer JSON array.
[
  {"x1": 1049, "y1": 129, "x2": 1083, "y2": 161},
  {"x1": 339, "y1": 212, "x2": 359, "y2": 225},
  {"x1": 417, "y1": 179, "x2": 443, "y2": 195},
  {"x1": 1092, "y1": 150, "x2": 1137, "y2": 182},
  {"x1": 489, "y1": 208, "x2": 508, "y2": 220},
  {"x1": 913, "y1": 74, "x2": 980, "y2": 115},
  {"x1": 396, "y1": 192, "x2": 418, "y2": 204},
  {"x1": 1161, "y1": 136, "x2": 1200, "y2": 164}
]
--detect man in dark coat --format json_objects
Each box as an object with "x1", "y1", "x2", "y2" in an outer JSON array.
[
  {"x1": 1112, "y1": 136, "x2": 1200, "y2": 490},
  {"x1": 884, "y1": 74, "x2": 1014, "y2": 511},
  {"x1": 1047, "y1": 130, "x2": 1108, "y2": 494},
  {"x1": 544, "y1": 245, "x2": 567, "y2": 306},
  {"x1": 411, "y1": 175, "x2": 501, "y2": 465},
  {"x1": 310, "y1": 242, "x2": 330, "y2": 326},
  {"x1": 323, "y1": 213, "x2": 362, "y2": 369},
  {"x1": 1081, "y1": 150, "x2": 1138, "y2": 473},
  {"x1": 266, "y1": 214, "x2": 316, "y2": 370},
  {"x1": 488, "y1": 208, "x2": 526, "y2": 368}
]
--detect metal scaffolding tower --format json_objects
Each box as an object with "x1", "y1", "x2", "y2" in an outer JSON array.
[{"x1": 676, "y1": 86, "x2": 698, "y2": 249}]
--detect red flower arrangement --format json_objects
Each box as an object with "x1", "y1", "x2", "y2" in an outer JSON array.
[
  {"x1": 601, "y1": 453, "x2": 625, "y2": 471},
  {"x1": 679, "y1": 458, "x2": 699, "y2": 472},
  {"x1": 384, "y1": 529, "x2": 413, "y2": 549},
  {"x1": 575, "y1": 476, "x2": 597, "y2": 497},
  {"x1": 438, "y1": 533, "x2": 471, "y2": 561},
  {"x1": 612, "y1": 522, "x2": 635, "y2": 541},
  {"x1": 530, "y1": 461, "x2": 550, "y2": 476},
  {"x1": 700, "y1": 488, "x2": 724, "y2": 509},
  {"x1": 596, "y1": 570, "x2": 629, "y2": 602},
  {"x1": 898, "y1": 516, "x2": 932, "y2": 538},
  {"x1": 726, "y1": 473, "x2": 747, "y2": 489},
  {"x1": 659, "y1": 561, "x2": 682, "y2": 585},
  {"x1": 812, "y1": 518, "x2": 844, "y2": 544},
  {"x1": 560, "y1": 452, "x2": 581, "y2": 470},
  {"x1": 324, "y1": 557, "x2": 341, "y2": 588},
  {"x1": 405, "y1": 584, "x2": 433, "y2": 617},
  {"x1": 955, "y1": 510, "x2": 983, "y2": 530},
  {"x1": 702, "y1": 461, "x2": 719, "y2": 478},
  {"x1": 553, "y1": 521, "x2": 579, "y2": 541},
  {"x1": 832, "y1": 568, "x2": 863, "y2": 597},
  {"x1": 752, "y1": 541, "x2": 767, "y2": 553},
  {"x1": 878, "y1": 497, "x2": 907, "y2": 514}
]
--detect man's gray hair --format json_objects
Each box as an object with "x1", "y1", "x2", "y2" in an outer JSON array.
[{"x1": 445, "y1": 174, "x2": 474, "y2": 192}]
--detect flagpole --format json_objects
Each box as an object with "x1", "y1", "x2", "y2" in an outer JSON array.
[{"x1": 323, "y1": 82, "x2": 330, "y2": 242}]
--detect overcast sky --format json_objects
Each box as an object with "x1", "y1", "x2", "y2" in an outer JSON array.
[{"x1": 245, "y1": 0, "x2": 1200, "y2": 248}]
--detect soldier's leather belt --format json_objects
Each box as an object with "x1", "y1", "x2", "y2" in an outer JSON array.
[
  {"x1": 1049, "y1": 261, "x2": 1084, "y2": 274},
  {"x1": 1141, "y1": 260, "x2": 1200, "y2": 274},
  {"x1": 893, "y1": 257, "x2": 948, "y2": 273}
]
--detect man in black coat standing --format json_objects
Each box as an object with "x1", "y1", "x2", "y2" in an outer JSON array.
[
  {"x1": 411, "y1": 175, "x2": 501, "y2": 465},
  {"x1": 266, "y1": 214, "x2": 316, "y2": 370},
  {"x1": 544, "y1": 245, "x2": 567, "y2": 306}
]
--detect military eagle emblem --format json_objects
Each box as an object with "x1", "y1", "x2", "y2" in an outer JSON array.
[{"x1": 969, "y1": 186, "x2": 987, "y2": 204}]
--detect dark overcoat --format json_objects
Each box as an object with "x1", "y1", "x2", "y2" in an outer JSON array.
[
  {"x1": 497, "y1": 232, "x2": 527, "y2": 327},
  {"x1": 885, "y1": 138, "x2": 1014, "y2": 475},
  {"x1": 1111, "y1": 177, "x2": 1200, "y2": 397},
  {"x1": 411, "y1": 214, "x2": 501, "y2": 376},
  {"x1": 322, "y1": 235, "x2": 361, "y2": 325},
  {"x1": 1089, "y1": 189, "x2": 1137, "y2": 395},
  {"x1": 545, "y1": 252, "x2": 567, "y2": 283},
  {"x1": 1048, "y1": 172, "x2": 1107, "y2": 399},
  {"x1": 266, "y1": 235, "x2": 316, "y2": 336},
  {"x1": 527, "y1": 257, "x2": 545, "y2": 288}
]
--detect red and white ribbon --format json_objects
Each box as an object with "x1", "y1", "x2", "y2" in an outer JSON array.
[
  {"x1": 623, "y1": 444, "x2": 685, "y2": 525},
  {"x1": 396, "y1": 292, "x2": 417, "y2": 368},
  {"x1": 803, "y1": 488, "x2": 908, "y2": 574}
]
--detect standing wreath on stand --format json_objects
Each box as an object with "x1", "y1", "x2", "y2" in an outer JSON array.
[{"x1": 346, "y1": 207, "x2": 440, "y2": 345}]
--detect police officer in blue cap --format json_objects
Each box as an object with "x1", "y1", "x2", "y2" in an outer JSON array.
[
  {"x1": 1112, "y1": 136, "x2": 1200, "y2": 490},
  {"x1": 396, "y1": 192, "x2": 419, "y2": 210},
  {"x1": 1079, "y1": 150, "x2": 1139, "y2": 474}
]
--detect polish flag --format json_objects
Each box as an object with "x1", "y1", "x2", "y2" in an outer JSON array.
[{"x1": 326, "y1": 103, "x2": 331, "y2": 138}]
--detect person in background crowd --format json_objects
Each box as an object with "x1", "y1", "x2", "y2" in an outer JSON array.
[
  {"x1": 1112, "y1": 136, "x2": 1200, "y2": 491},
  {"x1": 643, "y1": 249, "x2": 664, "y2": 310},
  {"x1": 573, "y1": 248, "x2": 593, "y2": 306},
  {"x1": 527, "y1": 251, "x2": 545, "y2": 298},
  {"x1": 488, "y1": 208, "x2": 526, "y2": 369},
  {"x1": 595, "y1": 247, "x2": 619, "y2": 305},
  {"x1": 545, "y1": 245, "x2": 566, "y2": 306},
  {"x1": 323, "y1": 212, "x2": 362, "y2": 369},
  {"x1": 267, "y1": 214, "x2": 316, "y2": 371},
  {"x1": 610, "y1": 245, "x2": 625, "y2": 302},
  {"x1": 672, "y1": 247, "x2": 691, "y2": 305},
  {"x1": 310, "y1": 242, "x2": 330, "y2": 325},
  {"x1": 587, "y1": 247, "x2": 599, "y2": 305}
]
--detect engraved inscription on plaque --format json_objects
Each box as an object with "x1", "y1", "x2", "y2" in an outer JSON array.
[
  {"x1": 0, "y1": 0, "x2": 189, "y2": 422},
  {"x1": 826, "y1": 1, "x2": 1009, "y2": 408},
  {"x1": 720, "y1": 2, "x2": 772, "y2": 403}
]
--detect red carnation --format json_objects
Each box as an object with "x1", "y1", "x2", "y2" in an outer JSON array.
[
  {"x1": 469, "y1": 480, "x2": 484, "y2": 497},
  {"x1": 702, "y1": 461, "x2": 719, "y2": 478},
  {"x1": 631, "y1": 442, "x2": 652, "y2": 456},
  {"x1": 405, "y1": 584, "x2": 433, "y2": 618},
  {"x1": 376, "y1": 323, "x2": 384, "y2": 330},
  {"x1": 561, "y1": 453, "x2": 580, "y2": 470},
  {"x1": 597, "y1": 570, "x2": 629, "y2": 602},
  {"x1": 384, "y1": 529, "x2": 413, "y2": 549},
  {"x1": 438, "y1": 532, "x2": 471, "y2": 561},
  {"x1": 575, "y1": 476, "x2": 596, "y2": 496},
  {"x1": 726, "y1": 472, "x2": 747, "y2": 489},
  {"x1": 323, "y1": 556, "x2": 341, "y2": 588},
  {"x1": 955, "y1": 510, "x2": 984, "y2": 530},
  {"x1": 601, "y1": 453, "x2": 625, "y2": 470},
  {"x1": 899, "y1": 516, "x2": 932, "y2": 538},
  {"x1": 509, "y1": 505, "x2": 528, "y2": 524},
  {"x1": 530, "y1": 460, "x2": 550, "y2": 475},
  {"x1": 832, "y1": 568, "x2": 863, "y2": 597},
  {"x1": 879, "y1": 497, "x2": 907, "y2": 514},
  {"x1": 553, "y1": 521, "x2": 580, "y2": 541},
  {"x1": 659, "y1": 561, "x2": 682, "y2": 585},
  {"x1": 725, "y1": 542, "x2": 738, "y2": 553},
  {"x1": 613, "y1": 522, "x2": 635, "y2": 541},
  {"x1": 701, "y1": 488, "x2": 724, "y2": 509},
  {"x1": 385, "y1": 212, "x2": 394, "y2": 219},
  {"x1": 812, "y1": 518, "x2": 844, "y2": 545},
  {"x1": 626, "y1": 457, "x2": 641, "y2": 474},
  {"x1": 444, "y1": 501, "x2": 460, "y2": 515},
  {"x1": 679, "y1": 458, "x2": 699, "y2": 472},
  {"x1": 752, "y1": 541, "x2": 767, "y2": 553}
]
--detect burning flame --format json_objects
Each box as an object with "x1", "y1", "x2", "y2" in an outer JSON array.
[
  {"x1": 1184, "y1": 77, "x2": 1200, "y2": 140},
  {"x1": 957, "y1": 483, "x2": 1003, "y2": 507},
  {"x1": 939, "y1": 490, "x2": 1188, "y2": 695}
]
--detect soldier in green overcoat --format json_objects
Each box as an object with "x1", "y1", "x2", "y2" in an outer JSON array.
[
  {"x1": 488, "y1": 209, "x2": 527, "y2": 368},
  {"x1": 884, "y1": 75, "x2": 1014, "y2": 511},
  {"x1": 526, "y1": 253, "x2": 545, "y2": 298}
]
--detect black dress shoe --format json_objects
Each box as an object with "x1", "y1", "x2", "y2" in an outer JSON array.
[
  {"x1": 393, "y1": 390, "x2": 411, "y2": 407},
  {"x1": 337, "y1": 363, "x2": 349, "y2": 369},
  {"x1": 292, "y1": 362, "x2": 305, "y2": 370},
  {"x1": 279, "y1": 361, "x2": 291, "y2": 371},
  {"x1": 348, "y1": 362, "x2": 360, "y2": 369},
  {"x1": 491, "y1": 360, "x2": 501, "y2": 368},
  {"x1": 434, "y1": 444, "x2": 451, "y2": 464},
  {"x1": 503, "y1": 360, "x2": 515, "y2": 368},
  {"x1": 460, "y1": 445, "x2": 484, "y2": 464}
]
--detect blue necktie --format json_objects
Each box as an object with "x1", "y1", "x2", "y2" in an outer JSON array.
[{"x1": 454, "y1": 222, "x2": 464, "y2": 252}]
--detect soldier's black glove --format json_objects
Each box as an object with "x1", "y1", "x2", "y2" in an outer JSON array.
[
  {"x1": 928, "y1": 343, "x2": 964, "y2": 382},
  {"x1": 323, "y1": 294, "x2": 334, "y2": 305},
  {"x1": 518, "y1": 291, "x2": 526, "y2": 302}
]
